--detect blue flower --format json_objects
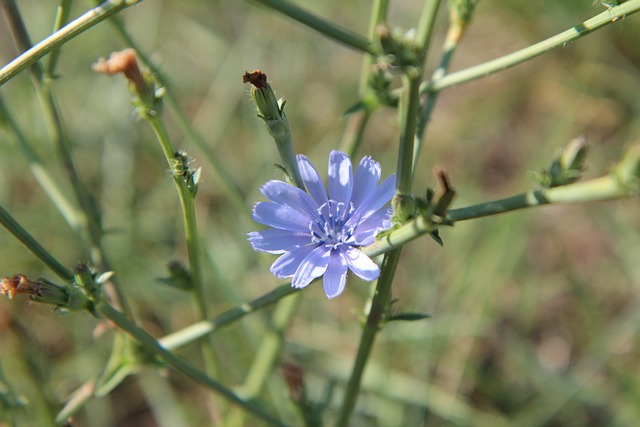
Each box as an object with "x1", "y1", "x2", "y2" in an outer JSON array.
[{"x1": 248, "y1": 150, "x2": 396, "y2": 299}]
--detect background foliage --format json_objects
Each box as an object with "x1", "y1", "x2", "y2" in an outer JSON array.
[{"x1": 1, "y1": 0, "x2": 639, "y2": 426}]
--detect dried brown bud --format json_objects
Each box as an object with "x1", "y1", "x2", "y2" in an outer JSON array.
[
  {"x1": 93, "y1": 49, "x2": 151, "y2": 100},
  {"x1": 1, "y1": 274, "x2": 40, "y2": 299},
  {"x1": 243, "y1": 70, "x2": 268, "y2": 89}
]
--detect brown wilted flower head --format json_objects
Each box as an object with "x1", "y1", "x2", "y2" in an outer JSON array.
[
  {"x1": 1, "y1": 274, "x2": 41, "y2": 299},
  {"x1": 93, "y1": 48, "x2": 151, "y2": 100}
]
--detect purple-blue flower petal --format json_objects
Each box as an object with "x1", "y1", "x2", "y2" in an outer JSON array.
[
  {"x1": 248, "y1": 229, "x2": 310, "y2": 254},
  {"x1": 271, "y1": 245, "x2": 318, "y2": 279},
  {"x1": 292, "y1": 246, "x2": 331, "y2": 288},
  {"x1": 253, "y1": 202, "x2": 311, "y2": 231},
  {"x1": 353, "y1": 173, "x2": 396, "y2": 220},
  {"x1": 344, "y1": 247, "x2": 380, "y2": 281},
  {"x1": 323, "y1": 250, "x2": 348, "y2": 298},
  {"x1": 351, "y1": 156, "x2": 381, "y2": 209},
  {"x1": 298, "y1": 155, "x2": 328, "y2": 206},
  {"x1": 260, "y1": 180, "x2": 317, "y2": 214},
  {"x1": 350, "y1": 208, "x2": 392, "y2": 245},
  {"x1": 328, "y1": 151, "x2": 353, "y2": 205}
]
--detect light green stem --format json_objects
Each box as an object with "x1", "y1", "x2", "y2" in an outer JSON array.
[
  {"x1": 423, "y1": 0, "x2": 640, "y2": 93},
  {"x1": 365, "y1": 174, "x2": 638, "y2": 258},
  {"x1": 0, "y1": 0, "x2": 142, "y2": 87},
  {"x1": 251, "y1": 0, "x2": 375, "y2": 54},
  {"x1": 97, "y1": 302, "x2": 290, "y2": 427},
  {"x1": 159, "y1": 282, "x2": 299, "y2": 350},
  {"x1": 0, "y1": 96, "x2": 83, "y2": 234},
  {"x1": 396, "y1": 74, "x2": 422, "y2": 195},
  {"x1": 2, "y1": 0, "x2": 129, "y2": 314},
  {"x1": 336, "y1": 248, "x2": 402, "y2": 427},
  {"x1": 46, "y1": 0, "x2": 73, "y2": 77},
  {"x1": 93, "y1": 5, "x2": 249, "y2": 217},
  {"x1": 146, "y1": 117, "x2": 212, "y2": 348},
  {"x1": 358, "y1": 0, "x2": 388, "y2": 96},
  {"x1": 413, "y1": 5, "x2": 462, "y2": 172},
  {"x1": 146, "y1": 115, "x2": 222, "y2": 395},
  {"x1": 0, "y1": 205, "x2": 74, "y2": 282}
]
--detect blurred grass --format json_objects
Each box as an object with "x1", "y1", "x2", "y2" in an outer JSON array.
[{"x1": 1, "y1": 0, "x2": 639, "y2": 426}]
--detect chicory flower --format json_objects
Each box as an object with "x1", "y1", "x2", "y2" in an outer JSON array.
[{"x1": 249, "y1": 150, "x2": 396, "y2": 298}]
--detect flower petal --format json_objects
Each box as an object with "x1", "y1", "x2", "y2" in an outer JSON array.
[
  {"x1": 248, "y1": 229, "x2": 310, "y2": 254},
  {"x1": 298, "y1": 155, "x2": 328, "y2": 206},
  {"x1": 323, "y1": 250, "x2": 348, "y2": 298},
  {"x1": 253, "y1": 202, "x2": 312, "y2": 231},
  {"x1": 292, "y1": 245, "x2": 330, "y2": 288},
  {"x1": 343, "y1": 247, "x2": 380, "y2": 282},
  {"x1": 350, "y1": 208, "x2": 392, "y2": 245},
  {"x1": 328, "y1": 151, "x2": 353, "y2": 205},
  {"x1": 351, "y1": 156, "x2": 381, "y2": 209},
  {"x1": 353, "y1": 173, "x2": 396, "y2": 220},
  {"x1": 261, "y1": 180, "x2": 317, "y2": 214},
  {"x1": 271, "y1": 245, "x2": 318, "y2": 279}
]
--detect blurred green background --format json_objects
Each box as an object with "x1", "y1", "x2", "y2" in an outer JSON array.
[{"x1": 1, "y1": 0, "x2": 639, "y2": 426}]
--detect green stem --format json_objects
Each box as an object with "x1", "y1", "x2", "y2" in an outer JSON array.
[
  {"x1": 239, "y1": 293, "x2": 301, "y2": 398},
  {"x1": 0, "y1": 95, "x2": 83, "y2": 234},
  {"x1": 2, "y1": 0, "x2": 129, "y2": 314},
  {"x1": 335, "y1": 248, "x2": 402, "y2": 427},
  {"x1": 340, "y1": 109, "x2": 372, "y2": 160},
  {"x1": 413, "y1": 8, "x2": 462, "y2": 172},
  {"x1": 146, "y1": 115, "x2": 219, "y2": 377},
  {"x1": 46, "y1": 0, "x2": 73, "y2": 77},
  {"x1": 365, "y1": 174, "x2": 637, "y2": 258},
  {"x1": 145, "y1": 119, "x2": 207, "y2": 316},
  {"x1": 251, "y1": 0, "x2": 376, "y2": 54},
  {"x1": 159, "y1": 283, "x2": 299, "y2": 350},
  {"x1": 0, "y1": 205, "x2": 73, "y2": 282},
  {"x1": 94, "y1": 6, "x2": 249, "y2": 218},
  {"x1": 97, "y1": 302, "x2": 290, "y2": 427},
  {"x1": 396, "y1": 74, "x2": 422, "y2": 195},
  {"x1": 358, "y1": 0, "x2": 388, "y2": 96},
  {"x1": 415, "y1": 0, "x2": 442, "y2": 52},
  {"x1": 422, "y1": 0, "x2": 640, "y2": 93},
  {"x1": 0, "y1": 0, "x2": 142, "y2": 87}
]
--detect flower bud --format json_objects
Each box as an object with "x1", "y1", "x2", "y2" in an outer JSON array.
[
  {"x1": 243, "y1": 70, "x2": 290, "y2": 140},
  {"x1": 93, "y1": 49, "x2": 163, "y2": 118},
  {"x1": 1, "y1": 274, "x2": 91, "y2": 311}
]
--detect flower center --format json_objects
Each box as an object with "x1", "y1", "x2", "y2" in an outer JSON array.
[{"x1": 309, "y1": 200, "x2": 356, "y2": 248}]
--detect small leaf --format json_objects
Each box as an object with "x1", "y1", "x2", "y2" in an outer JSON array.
[{"x1": 387, "y1": 312, "x2": 431, "y2": 322}]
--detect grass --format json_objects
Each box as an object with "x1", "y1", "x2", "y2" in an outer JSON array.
[{"x1": 1, "y1": 0, "x2": 639, "y2": 426}]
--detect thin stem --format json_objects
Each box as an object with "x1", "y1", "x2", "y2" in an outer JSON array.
[
  {"x1": 94, "y1": 6, "x2": 249, "y2": 218},
  {"x1": 396, "y1": 74, "x2": 422, "y2": 195},
  {"x1": 46, "y1": 0, "x2": 73, "y2": 77},
  {"x1": 97, "y1": 302, "x2": 290, "y2": 427},
  {"x1": 0, "y1": 0, "x2": 142, "y2": 87},
  {"x1": 422, "y1": 0, "x2": 640, "y2": 93},
  {"x1": 335, "y1": 248, "x2": 402, "y2": 427},
  {"x1": 0, "y1": 95, "x2": 83, "y2": 234},
  {"x1": 142, "y1": 108, "x2": 228, "y2": 420},
  {"x1": 146, "y1": 116, "x2": 218, "y2": 372},
  {"x1": 413, "y1": 6, "x2": 464, "y2": 172},
  {"x1": 251, "y1": 0, "x2": 376, "y2": 54},
  {"x1": 365, "y1": 173, "x2": 637, "y2": 258},
  {"x1": 0, "y1": 205, "x2": 74, "y2": 282},
  {"x1": 239, "y1": 293, "x2": 301, "y2": 398},
  {"x1": 358, "y1": 0, "x2": 388, "y2": 96},
  {"x1": 159, "y1": 283, "x2": 299, "y2": 350},
  {"x1": 415, "y1": 0, "x2": 442, "y2": 52},
  {"x1": 2, "y1": 0, "x2": 129, "y2": 314},
  {"x1": 340, "y1": 109, "x2": 372, "y2": 160}
]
